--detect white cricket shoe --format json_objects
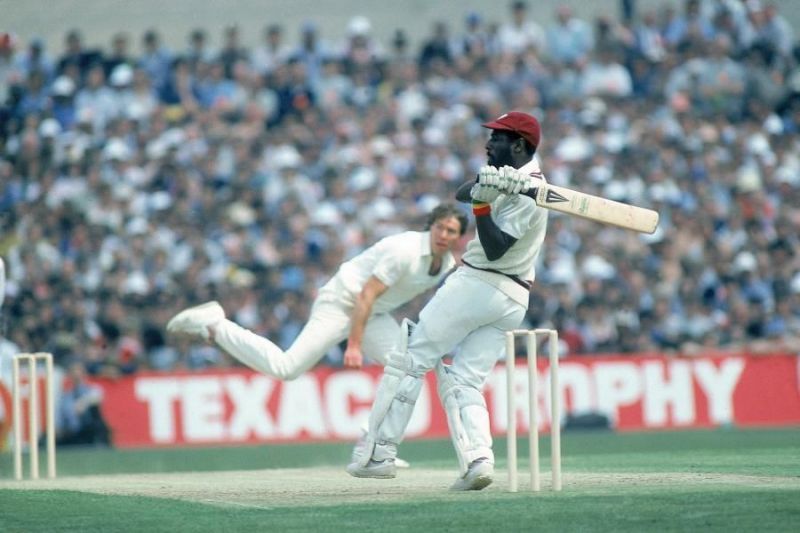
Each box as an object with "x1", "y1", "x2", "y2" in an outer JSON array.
[
  {"x1": 450, "y1": 457, "x2": 493, "y2": 491},
  {"x1": 350, "y1": 431, "x2": 411, "y2": 468},
  {"x1": 346, "y1": 459, "x2": 397, "y2": 479},
  {"x1": 166, "y1": 301, "x2": 225, "y2": 341}
]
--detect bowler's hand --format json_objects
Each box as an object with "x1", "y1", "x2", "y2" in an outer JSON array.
[{"x1": 343, "y1": 345, "x2": 364, "y2": 369}]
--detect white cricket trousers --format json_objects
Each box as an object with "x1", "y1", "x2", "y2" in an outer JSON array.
[
  {"x1": 213, "y1": 296, "x2": 400, "y2": 380},
  {"x1": 369, "y1": 268, "x2": 527, "y2": 467}
]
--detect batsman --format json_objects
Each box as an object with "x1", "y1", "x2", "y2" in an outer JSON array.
[{"x1": 347, "y1": 111, "x2": 549, "y2": 490}]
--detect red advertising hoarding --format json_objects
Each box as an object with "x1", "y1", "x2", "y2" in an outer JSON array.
[
  {"x1": 2, "y1": 354, "x2": 799, "y2": 448},
  {"x1": 94, "y1": 354, "x2": 800, "y2": 448}
]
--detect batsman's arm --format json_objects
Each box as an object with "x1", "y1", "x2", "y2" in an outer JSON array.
[
  {"x1": 455, "y1": 180, "x2": 517, "y2": 260},
  {"x1": 455, "y1": 180, "x2": 474, "y2": 203},
  {"x1": 344, "y1": 276, "x2": 389, "y2": 368},
  {"x1": 475, "y1": 215, "x2": 517, "y2": 260}
]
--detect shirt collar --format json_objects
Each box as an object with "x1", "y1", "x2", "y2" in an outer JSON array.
[
  {"x1": 519, "y1": 158, "x2": 541, "y2": 175},
  {"x1": 420, "y1": 231, "x2": 433, "y2": 256}
]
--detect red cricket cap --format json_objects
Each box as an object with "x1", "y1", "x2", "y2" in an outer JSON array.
[{"x1": 482, "y1": 111, "x2": 541, "y2": 148}]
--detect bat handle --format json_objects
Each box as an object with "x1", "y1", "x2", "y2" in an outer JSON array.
[{"x1": 522, "y1": 187, "x2": 539, "y2": 201}]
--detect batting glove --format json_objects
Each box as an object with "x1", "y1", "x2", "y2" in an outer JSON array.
[
  {"x1": 477, "y1": 165, "x2": 501, "y2": 188},
  {"x1": 470, "y1": 183, "x2": 501, "y2": 203},
  {"x1": 499, "y1": 166, "x2": 536, "y2": 194}
]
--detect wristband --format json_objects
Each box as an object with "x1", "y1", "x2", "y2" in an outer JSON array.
[{"x1": 472, "y1": 201, "x2": 491, "y2": 216}]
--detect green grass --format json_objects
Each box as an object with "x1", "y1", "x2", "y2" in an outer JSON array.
[
  {"x1": 2, "y1": 428, "x2": 799, "y2": 532},
  {"x1": 1, "y1": 488, "x2": 798, "y2": 532},
  {"x1": 5, "y1": 426, "x2": 798, "y2": 477}
]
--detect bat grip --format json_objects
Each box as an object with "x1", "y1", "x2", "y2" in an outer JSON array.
[{"x1": 522, "y1": 187, "x2": 539, "y2": 201}]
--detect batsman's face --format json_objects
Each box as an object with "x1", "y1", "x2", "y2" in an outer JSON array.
[
  {"x1": 486, "y1": 130, "x2": 515, "y2": 168},
  {"x1": 429, "y1": 216, "x2": 463, "y2": 255}
]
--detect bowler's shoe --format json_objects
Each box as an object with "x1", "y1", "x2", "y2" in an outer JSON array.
[
  {"x1": 166, "y1": 301, "x2": 225, "y2": 341},
  {"x1": 346, "y1": 459, "x2": 397, "y2": 479}
]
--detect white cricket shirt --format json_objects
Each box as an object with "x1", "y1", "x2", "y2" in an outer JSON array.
[
  {"x1": 318, "y1": 231, "x2": 456, "y2": 314},
  {"x1": 461, "y1": 159, "x2": 549, "y2": 304}
]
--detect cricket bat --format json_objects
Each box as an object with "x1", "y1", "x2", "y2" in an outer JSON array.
[{"x1": 521, "y1": 181, "x2": 659, "y2": 234}]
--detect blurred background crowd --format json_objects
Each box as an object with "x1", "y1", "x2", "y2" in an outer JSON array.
[{"x1": 1, "y1": 0, "x2": 799, "y2": 377}]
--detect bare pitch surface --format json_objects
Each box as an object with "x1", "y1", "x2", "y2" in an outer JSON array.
[
  {"x1": 2, "y1": 468, "x2": 798, "y2": 509},
  {"x1": 2, "y1": 428, "x2": 800, "y2": 506}
]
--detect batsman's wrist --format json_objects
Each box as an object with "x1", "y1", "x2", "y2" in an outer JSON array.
[{"x1": 472, "y1": 200, "x2": 491, "y2": 216}]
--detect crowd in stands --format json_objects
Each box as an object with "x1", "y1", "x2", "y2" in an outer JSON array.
[{"x1": 1, "y1": 0, "x2": 799, "y2": 376}]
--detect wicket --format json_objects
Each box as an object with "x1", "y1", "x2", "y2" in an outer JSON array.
[
  {"x1": 505, "y1": 329, "x2": 561, "y2": 493},
  {"x1": 12, "y1": 352, "x2": 56, "y2": 480}
]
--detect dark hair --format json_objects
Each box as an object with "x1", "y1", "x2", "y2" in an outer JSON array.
[{"x1": 425, "y1": 203, "x2": 469, "y2": 236}]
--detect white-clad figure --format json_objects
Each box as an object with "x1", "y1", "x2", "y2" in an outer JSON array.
[
  {"x1": 347, "y1": 111, "x2": 549, "y2": 490},
  {"x1": 165, "y1": 203, "x2": 468, "y2": 464},
  {"x1": 0, "y1": 256, "x2": 7, "y2": 381},
  {"x1": 0, "y1": 256, "x2": 5, "y2": 310}
]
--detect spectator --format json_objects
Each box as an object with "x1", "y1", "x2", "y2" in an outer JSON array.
[
  {"x1": 290, "y1": 21, "x2": 329, "y2": 86},
  {"x1": 340, "y1": 15, "x2": 385, "y2": 83},
  {"x1": 159, "y1": 56, "x2": 199, "y2": 112},
  {"x1": 251, "y1": 24, "x2": 289, "y2": 76},
  {"x1": 56, "y1": 360, "x2": 112, "y2": 446},
  {"x1": 108, "y1": 63, "x2": 135, "y2": 118},
  {"x1": 758, "y1": 2, "x2": 794, "y2": 58},
  {"x1": 74, "y1": 63, "x2": 116, "y2": 136},
  {"x1": 695, "y1": 34, "x2": 746, "y2": 117},
  {"x1": 663, "y1": 0, "x2": 715, "y2": 50},
  {"x1": 388, "y1": 29, "x2": 414, "y2": 64},
  {"x1": 545, "y1": 4, "x2": 594, "y2": 66},
  {"x1": 274, "y1": 57, "x2": 316, "y2": 120},
  {"x1": 185, "y1": 28, "x2": 214, "y2": 73},
  {"x1": 419, "y1": 21, "x2": 456, "y2": 75},
  {"x1": 1, "y1": 32, "x2": 19, "y2": 107},
  {"x1": 497, "y1": 0, "x2": 546, "y2": 56},
  {"x1": 579, "y1": 45, "x2": 634, "y2": 98},
  {"x1": 15, "y1": 37, "x2": 54, "y2": 82},
  {"x1": 50, "y1": 75, "x2": 77, "y2": 129},
  {"x1": 460, "y1": 11, "x2": 491, "y2": 59},
  {"x1": 56, "y1": 29, "x2": 101, "y2": 79},
  {"x1": 138, "y1": 29, "x2": 172, "y2": 91},
  {"x1": 127, "y1": 67, "x2": 158, "y2": 120},
  {"x1": 218, "y1": 24, "x2": 249, "y2": 80},
  {"x1": 16, "y1": 70, "x2": 50, "y2": 119},
  {"x1": 195, "y1": 60, "x2": 242, "y2": 112},
  {"x1": 315, "y1": 56, "x2": 353, "y2": 111},
  {"x1": 103, "y1": 32, "x2": 133, "y2": 78}
]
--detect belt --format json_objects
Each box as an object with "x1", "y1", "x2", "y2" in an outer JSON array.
[{"x1": 462, "y1": 260, "x2": 532, "y2": 291}]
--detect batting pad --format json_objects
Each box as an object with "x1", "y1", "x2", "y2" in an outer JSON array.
[{"x1": 436, "y1": 362, "x2": 493, "y2": 474}]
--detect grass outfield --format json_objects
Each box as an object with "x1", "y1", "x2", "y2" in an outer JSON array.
[{"x1": 1, "y1": 428, "x2": 799, "y2": 531}]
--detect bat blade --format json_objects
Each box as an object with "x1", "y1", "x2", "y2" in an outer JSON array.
[{"x1": 524, "y1": 184, "x2": 659, "y2": 234}]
